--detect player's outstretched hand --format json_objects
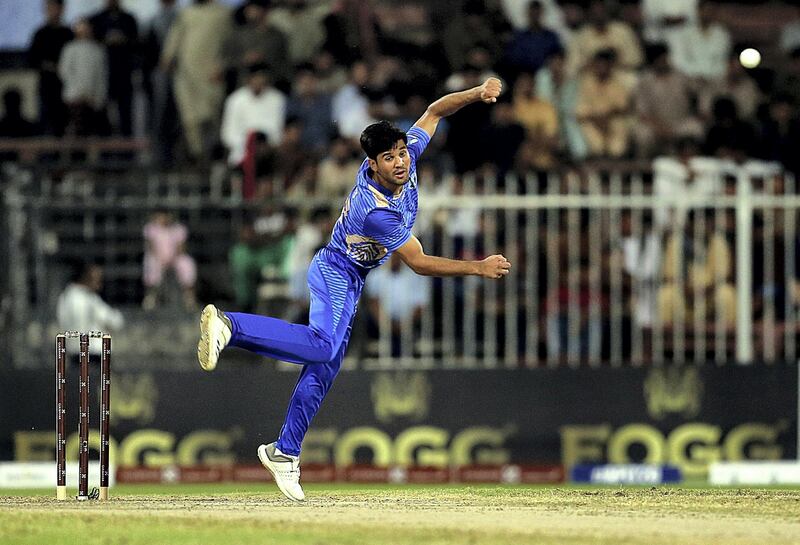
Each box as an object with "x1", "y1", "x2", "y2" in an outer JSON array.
[
  {"x1": 480, "y1": 78, "x2": 502, "y2": 104},
  {"x1": 479, "y1": 254, "x2": 511, "y2": 279}
]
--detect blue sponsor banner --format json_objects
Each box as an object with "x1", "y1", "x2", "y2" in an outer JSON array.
[{"x1": 571, "y1": 464, "x2": 682, "y2": 485}]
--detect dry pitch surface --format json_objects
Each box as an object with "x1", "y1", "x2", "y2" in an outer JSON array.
[{"x1": 2, "y1": 484, "x2": 800, "y2": 545}]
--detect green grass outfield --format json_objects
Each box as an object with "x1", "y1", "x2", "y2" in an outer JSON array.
[{"x1": 2, "y1": 483, "x2": 800, "y2": 545}]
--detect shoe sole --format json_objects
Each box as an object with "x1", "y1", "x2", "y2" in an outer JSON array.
[
  {"x1": 197, "y1": 304, "x2": 222, "y2": 372},
  {"x1": 257, "y1": 444, "x2": 305, "y2": 502}
]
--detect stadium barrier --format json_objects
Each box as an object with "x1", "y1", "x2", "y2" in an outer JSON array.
[
  {"x1": 4, "y1": 161, "x2": 798, "y2": 369},
  {"x1": 2, "y1": 365, "x2": 795, "y2": 479}
]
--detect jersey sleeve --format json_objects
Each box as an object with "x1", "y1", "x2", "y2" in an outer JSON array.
[
  {"x1": 363, "y1": 209, "x2": 412, "y2": 253},
  {"x1": 406, "y1": 126, "x2": 431, "y2": 163}
]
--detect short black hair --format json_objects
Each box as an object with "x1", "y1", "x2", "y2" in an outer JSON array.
[{"x1": 360, "y1": 121, "x2": 407, "y2": 159}]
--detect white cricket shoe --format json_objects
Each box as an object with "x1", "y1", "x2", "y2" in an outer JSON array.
[
  {"x1": 197, "y1": 304, "x2": 232, "y2": 372},
  {"x1": 258, "y1": 442, "x2": 305, "y2": 502}
]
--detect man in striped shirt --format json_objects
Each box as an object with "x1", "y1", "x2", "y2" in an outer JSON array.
[{"x1": 197, "y1": 77, "x2": 510, "y2": 501}]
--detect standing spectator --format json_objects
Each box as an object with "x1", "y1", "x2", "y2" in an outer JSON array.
[
  {"x1": 317, "y1": 136, "x2": 361, "y2": 199},
  {"x1": 229, "y1": 205, "x2": 294, "y2": 312},
  {"x1": 332, "y1": 60, "x2": 376, "y2": 142},
  {"x1": 161, "y1": 0, "x2": 232, "y2": 161},
  {"x1": 667, "y1": 0, "x2": 731, "y2": 83},
  {"x1": 575, "y1": 49, "x2": 632, "y2": 158},
  {"x1": 697, "y1": 53, "x2": 761, "y2": 124},
  {"x1": 641, "y1": 0, "x2": 697, "y2": 45},
  {"x1": 0, "y1": 89, "x2": 37, "y2": 138},
  {"x1": 567, "y1": 0, "x2": 643, "y2": 77},
  {"x1": 322, "y1": 0, "x2": 380, "y2": 65},
  {"x1": 142, "y1": 210, "x2": 197, "y2": 311},
  {"x1": 780, "y1": 5, "x2": 800, "y2": 54},
  {"x1": 287, "y1": 64, "x2": 334, "y2": 155},
  {"x1": 633, "y1": 45, "x2": 700, "y2": 158},
  {"x1": 619, "y1": 209, "x2": 661, "y2": 330},
  {"x1": 500, "y1": 0, "x2": 571, "y2": 44},
  {"x1": 270, "y1": 0, "x2": 331, "y2": 65},
  {"x1": 366, "y1": 254, "x2": 430, "y2": 357},
  {"x1": 221, "y1": 63, "x2": 287, "y2": 166},
  {"x1": 59, "y1": 19, "x2": 108, "y2": 136},
  {"x1": 144, "y1": 0, "x2": 181, "y2": 165},
  {"x1": 89, "y1": 0, "x2": 138, "y2": 136},
  {"x1": 28, "y1": 0, "x2": 73, "y2": 136},
  {"x1": 443, "y1": 0, "x2": 502, "y2": 72},
  {"x1": 535, "y1": 50, "x2": 587, "y2": 161},
  {"x1": 501, "y1": 1, "x2": 562, "y2": 79},
  {"x1": 312, "y1": 51, "x2": 348, "y2": 94},
  {"x1": 56, "y1": 262, "x2": 125, "y2": 356},
  {"x1": 224, "y1": 0, "x2": 289, "y2": 88}
]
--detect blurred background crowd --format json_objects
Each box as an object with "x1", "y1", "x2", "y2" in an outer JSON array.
[{"x1": 2, "y1": 0, "x2": 800, "y2": 367}]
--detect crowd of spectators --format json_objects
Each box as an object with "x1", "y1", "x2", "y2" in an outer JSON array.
[
  {"x1": 3, "y1": 0, "x2": 799, "y2": 179},
  {"x1": 5, "y1": 0, "x2": 800, "y2": 363}
]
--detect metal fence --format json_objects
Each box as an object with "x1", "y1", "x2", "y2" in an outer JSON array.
[{"x1": 3, "y1": 160, "x2": 798, "y2": 369}]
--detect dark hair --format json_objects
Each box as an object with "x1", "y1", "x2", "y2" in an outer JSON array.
[{"x1": 360, "y1": 121, "x2": 407, "y2": 159}]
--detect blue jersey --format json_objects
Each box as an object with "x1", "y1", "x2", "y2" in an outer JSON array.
[{"x1": 327, "y1": 126, "x2": 430, "y2": 270}]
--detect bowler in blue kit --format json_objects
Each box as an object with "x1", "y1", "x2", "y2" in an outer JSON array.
[{"x1": 196, "y1": 77, "x2": 510, "y2": 501}]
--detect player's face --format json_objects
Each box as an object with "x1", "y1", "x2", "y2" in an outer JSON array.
[{"x1": 371, "y1": 140, "x2": 410, "y2": 189}]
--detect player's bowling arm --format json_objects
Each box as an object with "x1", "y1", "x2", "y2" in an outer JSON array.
[
  {"x1": 396, "y1": 235, "x2": 511, "y2": 279},
  {"x1": 413, "y1": 78, "x2": 503, "y2": 138}
]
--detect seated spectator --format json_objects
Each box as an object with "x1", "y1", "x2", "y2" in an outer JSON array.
[
  {"x1": 58, "y1": 18, "x2": 108, "y2": 136},
  {"x1": 658, "y1": 208, "x2": 735, "y2": 330},
  {"x1": 142, "y1": 210, "x2": 197, "y2": 311},
  {"x1": 332, "y1": 60, "x2": 376, "y2": 142},
  {"x1": 633, "y1": 45, "x2": 701, "y2": 158},
  {"x1": 276, "y1": 116, "x2": 316, "y2": 192},
  {"x1": 321, "y1": 0, "x2": 379, "y2": 65},
  {"x1": 575, "y1": 49, "x2": 632, "y2": 158},
  {"x1": 511, "y1": 72, "x2": 559, "y2": 170},
  {"x1": 229, "y1": 204, "x2": 294, "y2": 312},
  {"x1": 0, "y1": 89, "x2": 37, "y2": 138},
  {"x1": 704, "y1": 97, "x2": 757, "y2": 162},
  {"x1": 641, "y1": 0, "x2": 697, "y2": 45},
  {"x1": 667, "y1": 0, "x2": 731, "y2": 83},
  {"x1": 697, "y1": 53, "x2": 761, "y2": 124},
  {"x1": 757, "y1": 94, "x2": 800, "y2": 175},
  {"x1": 567, "y1": 0, "x2": 643, "y2": 77},
  {"x1": 223, "y1": 0, "x2": 289, "y2": 87},
  {"x1": 535, "y1": 50, "x2": 587, "y2": 161},
  {"x1": 780, "y1": 5, "x2": 800, "y2": 54},
  {"x1": 366, "y1": 253, "x2": 430, "y2": 357},
  {"x1": 287, "y1": 64, "x2": 334, "y2": 156},
  {"x1": 317, "y1": 136, "x2": 361, "y2": 199},
  {"x1": 501, "y1": 0, "x2": 562, "y2": 79},
  {"x1": 221, "y1": 63, "x2": 286, "y2": 166},
  {"x1": 57, "y1": 262, "x2": 124, "y2": 358}
]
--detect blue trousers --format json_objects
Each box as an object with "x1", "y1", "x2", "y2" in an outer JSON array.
[{"x1": 226, "y1": 248, "x2": 366, "y2": 456}]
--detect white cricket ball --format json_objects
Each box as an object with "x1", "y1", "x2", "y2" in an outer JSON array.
[{"x1": 739, "y1": 48, "x2": 761, "y2": 69}]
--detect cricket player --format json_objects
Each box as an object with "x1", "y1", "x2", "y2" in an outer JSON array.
[{"x1": 197, "y1": 77, "x2": 510, "y2": 501}]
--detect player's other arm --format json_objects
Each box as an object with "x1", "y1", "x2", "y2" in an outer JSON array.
[
  {"x1": 413, "y1": 77, "x2": 503, "y2": 139},
  {"x1": 396, "y1": 235, "x2": 511, "y2": 279}
]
